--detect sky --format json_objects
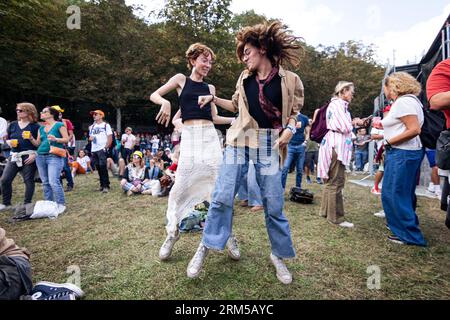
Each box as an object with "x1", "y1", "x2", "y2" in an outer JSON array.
[{"x1": 125, "y1": 0, "x2": 450, "y2": 66}]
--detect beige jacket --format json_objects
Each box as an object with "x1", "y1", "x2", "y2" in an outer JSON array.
[
  {"x1": 0, "y1": 227, "x2": 30, "y2": 260},
  {"x1": 225, "y1": 66, "x2": 305, "y2": 165}
]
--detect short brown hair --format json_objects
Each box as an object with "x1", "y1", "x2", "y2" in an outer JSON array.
[
  {"x1": 236, "y1": 21, "x2": 303, "y2": 68},
  {"x1": 384, "y1": 72, "x2": 421, "y2": 97},
  {"x1": 185, "y1": 43, "x2": 216, "y2": 70},
  {"x1": 16, "y1": 102, "x2": 38, "y2": 123}
]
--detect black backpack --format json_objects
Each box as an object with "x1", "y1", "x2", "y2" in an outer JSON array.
[
  {"x1": 289, "y1": 187, "x2": 314, "y2": 204},
  {"x1": 403, "y1": 95, "x2": 447, "y2": 149},
  {"x1": 421, "y1": 107, "x2": 446, "y2": 149}
]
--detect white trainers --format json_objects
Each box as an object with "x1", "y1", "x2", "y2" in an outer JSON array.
[
  {"x1": 187, "y1": 243, "x2": 209, "y2": 278},
  {"x1": 269, "y1": 253, "x2": 292, "y2": 284},
  {"x1": 159, "y1": 233, "x2": 180, "y2": 261},
  {"x1": 427, "y1": 183, "x2": 435, "y2": 193},
  {"x1": 374, "y1": 210, "x2": 386, "y2": 218},
  {"x1": 338, "y1": 221, "x2": 354, "y2": 228},
  {"x1": 0, "y1": 204, "x2": 12, "y2": 211},
  {"x1": 226, "y1": 234, "x2": 240, "y2": 261},
  {"x1": 56, "y1": 204, "x2": 66, "y2": 215}
]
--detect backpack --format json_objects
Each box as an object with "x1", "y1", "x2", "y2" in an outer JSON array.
[
  {"x1": 289, "y1": 187, "x2": 314, "y2": 204},
  {"x1": 420, "y1": 108, "x2": 446, "y2": 149},
  {"x1": 310, "y1": 102, "x2": 330, "y2": 143},
  {"x1": 436, "y1": 129, "x2": 450, "y2": 170},
  {"x1": 404, "y1": 95, "x2": 446, "y2": 149}
]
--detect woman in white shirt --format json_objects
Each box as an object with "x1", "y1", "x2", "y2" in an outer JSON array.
[
  {"x1": 381, "y1": 72, "x2": 426, "y2": 246},
  {"x1": 71, "y1": 149, "x2": 92, "y2": 178}
]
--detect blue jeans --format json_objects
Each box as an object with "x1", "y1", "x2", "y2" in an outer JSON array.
[
  {"x1": 281, "y1": 144, "x2": 306, "y2": 189},
  {"x1": 237, "y1": 161, "x2": 262, "y2": 206},
  {"x1": 62, "y1": 156, "x2": 74, "y2": 188},
  {"x1": 381, "y1": 148, "x2": 426, "y2": 246},
  {"x1": 202, "y1": 145, "x2": 296, "y2": 258},
  {"x1": 36, "y1": 154, "x2": 65, "y2": 205},
  {"x1": 354, "y1": 149, "x2": 368, "y2": 171}
]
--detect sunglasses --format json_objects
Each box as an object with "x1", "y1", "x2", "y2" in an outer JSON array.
[
  {"x1": 16, "y1": 109, "x2": 24, "y2": 113},
  {"x1": 40, "y1": 110, "x2": 49, "y2": 114}
]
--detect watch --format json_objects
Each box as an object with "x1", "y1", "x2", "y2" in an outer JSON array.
[{"x1": 286, "y1": 124, "x2": 297, "y2": 135}]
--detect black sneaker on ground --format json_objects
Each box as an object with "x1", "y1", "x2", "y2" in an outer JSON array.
[
  {"x1": 65, "y1": 186, "x2": 73, "y2": 192},
  {"x1": 31, "y1": 281, "x2": 84, "y2": 300},
  {"x1": 387, "y1": 234, "x2": 405, "y2": 245}
]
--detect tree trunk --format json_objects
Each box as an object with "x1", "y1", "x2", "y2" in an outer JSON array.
[{"x1": 116, "y1": 107, "x2": 122, "y2": 134}]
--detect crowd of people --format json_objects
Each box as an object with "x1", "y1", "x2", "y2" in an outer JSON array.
[{"x1": 1, "y1": 21, "x2": 450, "y2": 299}]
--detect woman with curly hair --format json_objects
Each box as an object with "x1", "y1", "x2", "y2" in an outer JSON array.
[
  {"x1": 381, "y1": 72, "x2": 426, "y2": 246},
  {"x1": 187, "y1": 21, "x2": 304, "y2": 284},
  {"x1": 150, "y1": 43, "x2": 235, "y2": 262}
]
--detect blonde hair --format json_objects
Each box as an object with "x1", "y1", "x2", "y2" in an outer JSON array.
[
  {"x1": 16, "y1": 102, "x2": 38, "y2": 122},
  {"x1": 384, "y1": 72, "x2": 421, "y2": 97},
  {"x1": 185, "y1": 43, "x2": 216, "y2": 70},
  {"x1": 334, "y1": 81, "x2": 354, "y2": 97}
]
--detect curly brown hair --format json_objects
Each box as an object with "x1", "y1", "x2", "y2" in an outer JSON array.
[
  {"x1": 185, "y1": 43, "x2": 216, "y2": 70},
  {"x1": 236, "y1": 21, "x2": 303, "y2": 68}
]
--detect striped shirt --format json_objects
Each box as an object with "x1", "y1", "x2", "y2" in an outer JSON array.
[{"x1": 318, "y1": 98, "x2": 354, "y2": 179}]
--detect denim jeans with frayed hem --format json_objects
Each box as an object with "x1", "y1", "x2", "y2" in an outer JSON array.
[
  {"x1": 36, "y1": 154, "x2": 65, "y2": 205},
  {"x1": 202, "y1": 145, "x2": 296, "y2": 259}
]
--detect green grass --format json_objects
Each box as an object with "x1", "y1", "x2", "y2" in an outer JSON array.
[{"x1": 1, "y1": 172, "x2": 449, "y2": 300}]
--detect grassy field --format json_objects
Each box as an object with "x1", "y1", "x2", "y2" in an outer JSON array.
[{"x1": 1, "y1": 172, "x2": 449, "y2": 300}]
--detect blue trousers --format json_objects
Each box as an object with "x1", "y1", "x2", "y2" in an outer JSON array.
[
  {"x1": 36, "y1": 154, "x2": 65, "y2": 205},
  {"x1": 381, "y1": 148, "x2": 427, "y2": 246},
  {"x1": 202, "y1": 145, "x2": 296, "y2": 258},
  {"x1": 354, "y1": 149, "x2": 368, "y2": 171},
  {"x1": 281, "y1": 144, "x2": 306, "y2": 189},
  {"x1": 237, "y1": 160, "x2": 262, "y2": 206}
]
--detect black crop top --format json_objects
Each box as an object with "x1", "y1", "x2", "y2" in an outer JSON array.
[{"x1": 178, "y1": 77, "x2": 213, "y2": 122}]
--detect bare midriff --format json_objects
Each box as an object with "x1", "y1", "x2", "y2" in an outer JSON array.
[{"x1": 183, "y1": 119, "x2": 214, "y2": 126}]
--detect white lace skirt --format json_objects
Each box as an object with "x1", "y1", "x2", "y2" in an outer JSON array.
[{"x1": 165, "y1": 124, "x2": 223, "y2": 237}]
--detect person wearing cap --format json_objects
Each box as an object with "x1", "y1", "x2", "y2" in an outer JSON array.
[
  {"x1": 120, "y1": 151, "x2": 153, "y2": 196},
  {"x1": 50, "y1": 106, "x2": 75, "y2": 192},
  {"x1": 317, "y1": 81, "x2": 356, "y2": 229},
  {"x1": 88, "y1": 109, "x2": 113, "y2": 193},
  {"x1": 121, "y1": 127, "x2": 136, "y2": 164}
]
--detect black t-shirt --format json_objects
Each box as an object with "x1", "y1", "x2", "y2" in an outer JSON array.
[
  {"x1": 244, "y1": 74, "x2": 282, "y2": 129},
  {"x1": 7, "y1": 121, "x2": 40, "y2": 152}
]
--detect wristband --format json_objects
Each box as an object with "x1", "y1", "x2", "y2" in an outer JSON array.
[{"x1": 286, "y1": 124, "x2": 297, "y2": 135}]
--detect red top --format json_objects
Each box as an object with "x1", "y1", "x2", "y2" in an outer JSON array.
[
  {"x1": 168, "y1": 163, "x2": 177, "y2": 172},
  {"x1": 63, "y1": 118, "x2": 74, "y2": 131},
  {"x1": 427, "y1": 58, "x2": 450, "y2": 129}
]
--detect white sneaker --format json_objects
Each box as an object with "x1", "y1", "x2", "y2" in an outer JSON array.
[
  {"x1": 338, "y1": 221, "x2": 354, "y2": 228},
  {"x1": 159, "y1": 233, "x2": 180, "y2": 261},
  {"x1": 269, "y1": 253, "x2": 292, "y2": 284},
  {"x1": 187, "y1": 243, "x2": 208, "y2": 278},
  {"x1": 427, "y1": 183, "x2": 435, "y2": 193},
  {"x1": 0, "y1": 204, "x2": 12, "y2": 211},
  {"x1": 226, "y1": 234, "x2": 240, "y2": 261},
  {"x1": 373, "y1": 210, "x2": 385, "y2": 218},
  {"x1": 56, "y1": 204, "x2": 66, "y2": 215}
]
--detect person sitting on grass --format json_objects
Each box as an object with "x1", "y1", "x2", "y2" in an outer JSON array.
[
  {"x1": 70, "y1": 149, "x2": 93, "y2": 178},
  {"x1": 120, "y1": 151, "x2": 153, "y2": 196}
]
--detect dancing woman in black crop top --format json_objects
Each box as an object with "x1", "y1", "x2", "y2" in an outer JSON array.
[{"x1": 149, "y1": 43, "x2": 237, "y2": 262}]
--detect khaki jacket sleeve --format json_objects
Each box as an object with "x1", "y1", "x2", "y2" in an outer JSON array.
[
  {"x1": 291, "y1": 74, "x2": 304, "y2": 118},
  {"x1": 231, "y1": 72, "x2": 246, "y2": 113}
]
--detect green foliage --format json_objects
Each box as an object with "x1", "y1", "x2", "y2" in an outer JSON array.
[{"x1": 0, "y1": 0, "x2": 385, "y2": 121}]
